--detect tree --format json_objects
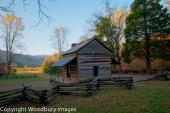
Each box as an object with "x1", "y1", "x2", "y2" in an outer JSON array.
[
  {"x1": 52, "y1": 26, "x2": 69, "y2": 58},
  {"x1": 122, "y1": 40, "x2": 145, "y2": 63},
  {"x1": 94, "y1": 0, "x2": 128, "y2": 72},
  {"x1": 41, "y1": 54, "x2": 60, "y2": 81},
  {"x1": 124, "y1": 0, "x2": 170, "y2": 73},
  {"x1": 0, "y1": 0, "x2": 56, "y2": 24},
  {"x1": 41, "y1": 54, "x2": 59, "y2": 73},
  {"x1": 0, "y1": 13, "x2": 24, "y2": 75}
]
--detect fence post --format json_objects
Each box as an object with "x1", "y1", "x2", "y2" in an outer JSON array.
[
  {"x1": 96, "y1": 80, "x2": 100, "y2": 90},
  {"x1": 22, "y1": 84, "x2": 29, "y2": 100},
  {"x1": 56, "y1": 85, "x2": 60, "y2": 92},
  {"x1": 85, "y1": 84, "x2": 93, "y2": 97},
  {"x1": 53, "y1": 83, "x2": 60, "y2": 92},
  {"x1": 40, "y1": 90, "x2": 48, "y2": 105}
]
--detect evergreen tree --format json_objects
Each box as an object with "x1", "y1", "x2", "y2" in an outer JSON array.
[{"x1": 124, "y1": 0, "x2": 170, "y2": 73}]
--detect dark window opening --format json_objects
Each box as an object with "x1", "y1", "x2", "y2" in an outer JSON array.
[{"x1": 93, "y1": 66, "x2": 98, "y2": 77}]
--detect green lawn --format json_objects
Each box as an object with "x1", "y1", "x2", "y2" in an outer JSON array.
[
  {"x1": 8, "y1": 81, "x2": 170, "y2": 113},
  {"x1": 0, "y1": 77, "x2": 48, "y2": 84}
]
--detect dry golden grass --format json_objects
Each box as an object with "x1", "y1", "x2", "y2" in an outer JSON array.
[{"x1": 16, "y1": 67, "x2": 43, "y2": 74}]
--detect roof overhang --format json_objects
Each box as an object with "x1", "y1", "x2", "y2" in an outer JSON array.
[{"x1": 51, "y1": 56, "x2": 76, "y2": 67}]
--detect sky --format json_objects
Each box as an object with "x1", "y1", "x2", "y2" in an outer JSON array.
[{"x1": 0, "y1": 0, "x2": 133, "y2": 55}]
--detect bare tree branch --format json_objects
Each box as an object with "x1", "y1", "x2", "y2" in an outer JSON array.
[
  {"x1": 52, "y1": 26, "x2": 70, "y2": 58},
  {"x1": 0, "y1": 0, "x2": 55, "y2": 25},
  {"x1": 36, "y1": 0, "x2": 53, "y2": 25}
]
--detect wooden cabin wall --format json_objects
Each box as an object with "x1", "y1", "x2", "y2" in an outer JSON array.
[
  {"x1": 77, "y1": 39, "x2": 112, "y2": 79},
  {"x1": 60, "y1": 59, "x2": 78, "y2": 80},
  {"x1": 77, "y1": 54, "x2": 112, "y2": 79},
  {"x1": 69, "y1": 59, "x2": 78, "y2": 79},
  {"x1": 61, "y1": 67, "x2": 67, "y2": 77}
]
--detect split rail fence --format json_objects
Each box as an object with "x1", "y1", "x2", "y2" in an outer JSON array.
[{"x1": 0, "y1": 77, "x2": 133, "y2": 106}]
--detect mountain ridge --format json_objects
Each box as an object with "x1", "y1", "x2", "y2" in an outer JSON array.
[{"x1": 0, "y1": 50, "x2": 49, "y2": 67}]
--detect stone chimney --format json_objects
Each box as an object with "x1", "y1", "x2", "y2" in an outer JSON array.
[{"x1": 71, "y1": 43, "x2": 77, "y2": 47}]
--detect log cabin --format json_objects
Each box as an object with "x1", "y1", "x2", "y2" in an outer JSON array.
[{"x1": 52, "y1": 38, "x2": 119, "y2": 81}]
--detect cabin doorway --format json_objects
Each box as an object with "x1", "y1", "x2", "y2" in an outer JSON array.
[
  {"x1": 93, "y1": 66, "x2": 98, "y2": 77},
  {"x1": 66, "y1": 64, "x2": 71, "y2": 78}
]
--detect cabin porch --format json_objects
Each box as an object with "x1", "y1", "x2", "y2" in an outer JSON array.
[{"x1": 51, "y1": 56, "x2": 79, "y2": 83}]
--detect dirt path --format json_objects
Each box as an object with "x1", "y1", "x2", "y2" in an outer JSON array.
[
  {"x1": 0, "y1": 74, "x2": 154, "y2": 91},
  {"x1": 0, "y1": 81, "x2": 53, "y2": 91},
  {"x1": 112, "y1": 74, "x2": 154, "y2": 82}
]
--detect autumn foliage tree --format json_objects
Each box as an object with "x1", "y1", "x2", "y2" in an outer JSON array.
[
  {"x1": 0, "y1": 13, "x2": 24, "y2": 75},
  {"x1": 41, "y1": 54, "x2": 59, "y2": 73},
  {"x1": 94, "y1": 1, "x2": 128, "y2": 72}
]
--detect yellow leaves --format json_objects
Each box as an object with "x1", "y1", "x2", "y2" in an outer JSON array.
[
  {"x1": 0, "y1": 13, "x2": 24, "y2": 32},
  {"x1": 114, "y1": 9, "x2": 123, "y2": 19},
  {"x1": 5, "y1": 13, "x2": 15, "y2": 23},
  {"x1": 41, "y1": 54, "x2": 60, "y2": 68},
  {"x1": 111, "y1": 9, "x2": 129, "y2": 27},
  {"x1": 41, "y1": 54, "x2": 60, "y2": 73}
]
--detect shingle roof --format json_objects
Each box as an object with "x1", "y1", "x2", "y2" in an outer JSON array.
[
  {"x1": 54, "y1": 37, "x2": 119, "y2": 65},
  {"x1": 51, "y1": 56, "x2": 76, "y2": 67},
  {"x1": 63, "y1": 38, "x2": 94, "y2": 55}
]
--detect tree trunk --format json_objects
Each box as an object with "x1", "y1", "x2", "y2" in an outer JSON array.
[
  {"x1": 116, "y1": 44, "x2": 122, "y2": 73},
  {"x1": 118, "y1": 64, "x2": 122, "y2": 73},
  {"x1": 7, "y1": 51, "x2": 12, "y2": 75},
  {"x1": 117, "y1": 54, "x2": 122, "y2": 73},
  {"x1": 143, "y1": 6, "x2": 151, "y2": 74},
  {"x1": 144, "y1": 37, "x2": 151, "y2": 74},
  {"x1": 7, "y1": 64, "x2": 11, "y2": 75}
]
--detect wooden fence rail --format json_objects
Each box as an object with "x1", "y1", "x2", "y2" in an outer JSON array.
[
  {"x1": 0, "y1": 77, "x2": 134, "y2": 106},
  {"x1": 0, "y1": 89, "x2": 23, "y2": 106}
]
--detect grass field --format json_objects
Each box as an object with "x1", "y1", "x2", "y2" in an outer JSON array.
[
  {"x1": 0, "y1": 77, "x2": 48, "y2": 84},
  {"x1": 7, "y1": 80, "x2": 170, "y2": 113},
  {"x1": 0, "y1": 73, "x2": 49, "y2": 84}
]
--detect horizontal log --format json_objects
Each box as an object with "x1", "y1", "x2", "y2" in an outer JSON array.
[
  {"x1": 26, "y1": 94, "x2": 40, "y2": 99},
  {"x1": 0, "y1": 95, "x2": 22, "y2": 106},
  {"x1": 0, "y1": 93, "x2": 22, "y2": 100},
  {"x1": 0, "y1": 89, "x2": 22, "y2": 95},
  {"x1": 79, "y1": 60, "x2": 111, "y2": 63},
  {"x1": 99, "y1": 83, "x2": 121, "y2": 85},
  {"x1": 79, "y1": 64, "x2": 111, "y2": 66},
  {"x1": 60, "y1": 86, "x2": 88, "y2": 89},
  {"x1": 0, "y1": 90, "x2": 22, "y2": 98},
  {"x1": 47, "y1": 89, "x2": 58, "y2": 95},
  {"x1": 59, "y1": 89, "x2": 86, "y2": 92},
  {"x1": 77, "y1": 54, "x2": 111, "y2": 57},
  {"x1": 58, "y1": 90, "x2": 86, "y2": 93},
  {"x1": 99, "y1": 77, "x2": 133, "y2": 81},
  {"x1": 25, "y1": 94, "x2": 40, "y2": 102},
  {"x1": 56, "y1": 80, "x2": 92, "y2": 86},
  {"x1": 26, "y1": 91, "x2": 41, "y2": 97}
]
